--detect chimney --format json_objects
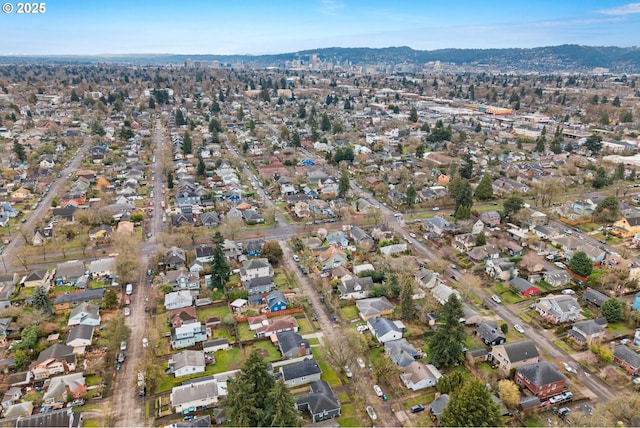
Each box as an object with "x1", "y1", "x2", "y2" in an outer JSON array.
[
  {"x1": 300, "y1": 342, "x2": 306, "y2": 357},
  {"x1": 435, "y1": 392, "x2": 441, "y2": 400}
]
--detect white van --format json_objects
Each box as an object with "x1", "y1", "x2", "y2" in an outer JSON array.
[{"x1": 126, "y1": 283, "x2": 133, "y2": 295}]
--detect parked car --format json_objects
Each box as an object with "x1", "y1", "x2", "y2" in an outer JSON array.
[
  {"x1": 356, "y1": 357, "x2": 366, "y2": 369},
  {"x1": 561, "y1": 289, "x2": 576, "y2": 295},
  {"x1": 554, "y1": 261, "x2": 567, "y2": 269},
  {"x1": 142, "y1": 338, "x2": 148, "y2": 348},
  {"x1": 373, "y1": 385, "x2": 383, "y2": 397},
  {"x1": 292, "y1": 254, "x2": 300, "y2": 262},
  {"x1": 366, "y1": 406, "x2": 377, "y2": 421},
  {"x1": 633, "y1": 377, "x2": 640, "y2": 385},
  {"x1": 124, "y1": 307, "x2": 130, "y2": 317},
  {"x1": 513, "y1": 324, "x2": 525, "y2": 334},
  {"x1": 344, "y1": 366, "x2": 353, "y2": 378},
  {"x1": 117, "y1": 352, "x2": 125, "y2": 363},
  {"x1": 411, "y1": 404, "x2": 426, "y2": 413},
  {"x1": 558, "y1": 407, "x2": 570, "y2": 417},
  {"x1": 356, "y1": 325, "x2": 369, "y2": 333},
  {"x1": 409, "y1": 233, "x2": 417, "y2": 238},
  {"x1": 491, "y1": 295, "x2": 502, "y2": 304},
  {"x1": 120, "y1": 341, "x2": 127, "y2": 351}
]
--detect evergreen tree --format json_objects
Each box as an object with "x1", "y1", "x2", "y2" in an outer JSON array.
[
  {"x1": 399, "y1": 276, "x2": 414, "y2": 321},
  {"x1": 406, "y1": 185, "x2": 417, "y2": 209},
  {"x1": 210, "y1": 243, "x2": 230, "y2": 289},
  {"x1": 601, "y1": 298, "x2": 624, "y2": 323},
  {"x1": 428, "y1": 294, "x2": 466, "y2": 368},
  {"x1": 592, "y1": 166, "x2": 609, "y2": 189},
  {"x1": 584, "y1": 134, "x2": 603, "y2": 155},
  {"x1": 321, "y1": 113, "x2": 331, "y2": 132},
  {"x1": 415, "y1": 143, "x2": 425, "y2": 159},
  {"x1": 550, "y1": 138, "x2": 562, "y2": 154},
  {"x1": 268, "y1": 379, "x2": 299, "y2": 427},
  {"x1": 458, "y1": 154, "x2": 473, "y2": 179},
  {"x1": 13, "y1": 141, "x2": 26, "y2": 163},
  {"x1": 503, "y1": 195, "x2": 524, "y2": 217},
  {"x1": 454, "y1": 181, "x2": 473, "y2": 220},
  {"x1": 175, "y1": 109, "x2": 186, "y2": 126},
  {"x1": 338, "y1": 168, "x2": 350, "y2": 199},
  {"x1": 291, "y1": 131, "x2": 301, "y2": 147},
  {"x1": 475, "y1": 232, "x2": 487, "y2": 246},
  {"x1": 474, "y1": 175, "x2": 494, "y2": 200},
  {"x1": 568, "y1": 251, "x2": 593, "y2": 277},
  {"x1": 225, "y1": 350, "x2": 277, "y2": 426},
  {"x1": 409, "y1": 106, "x2": 418, "y2": 123},
  {"x1": 535, "y1": 136, "x2": 546, "y2": 152},
  {"x1": 167, "y1": 172, "x2": 174, "y2": 189},
  {"x1": 440, "y1": 378, "x2": 502, "y2": 427},
  {"x1": 33, "y1": 286, "x2": 53, "y2": 315},
  {"x1": 197, "y1": 155, "x2": 206, "y2": 177},
  {"x1": 182, "y1": 132, "x2": 192, "y2": 154}
]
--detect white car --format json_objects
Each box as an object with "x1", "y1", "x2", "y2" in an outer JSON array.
[
  {"x1": 491, "y1": 295, "x2": 502, "y2": 304},
  {"x1": 366, "y1": 406, "x2": 377, "y2": 421},
  {"x1": 373, "y1": 385, "x2": 383, "y2": 397},
  {"x1": 344, "y1": 366, "x2": 353, "y2": 378},
  {"x1": 120, "y1": 341, "x2": 127, "y2": 351},
  {"x1": 292, "y1": 254, "x2": 300, "y2": 262},
  {"x1": 409, "y1": 233, "x2": 417, "y2": 238},
  {"x1": 561, "y1": 289, "x2": 576, "y2": 295},
  {"x1": 356, "y1": 357, "x2": 366, "y2": 369},
  {"x1": 124, "y1": 307, "x2": 130, "y2": 317},
  {"x1": 549, "y1": 394, "x2": 565, "y2": 404},
  {"x1": 554, "y1": 261, "x2": 567, "y2": 269},
  {"x1": 432, "y1": 207, "x2": 440, "y2": 211},
  {"x1": 513, "y1": 324, "x2": 525, "y2": 334},
  {"x1": 633, "y1": 377, "x2": 640, "y2": 385},
  {"x1": 142, "y1": 338, "x2": 148, "y2": 348},
  {"x1": 356, "y1": 325, "x2": 369, "y2": 333}
]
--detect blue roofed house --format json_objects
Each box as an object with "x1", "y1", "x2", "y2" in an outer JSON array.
[
  {"x1": 266, "y1": 290, "x2": 288, "y2": 313},
  {"x1": 367, "y1": 316, "x2": 403, "y2": 344},
  {"x1": 325, "y1": 233, "x2": 350, "y2": 248}
]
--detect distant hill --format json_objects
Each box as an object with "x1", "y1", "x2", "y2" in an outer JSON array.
[{"x1": 2, "y1": 45, "x2": 640, "y2": 73}]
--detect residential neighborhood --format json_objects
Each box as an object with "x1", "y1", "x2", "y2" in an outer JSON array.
[{"x1": 0, "y1": 41, "x2": 639, "y2": 428}]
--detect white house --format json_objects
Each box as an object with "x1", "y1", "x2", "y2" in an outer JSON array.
[
  {"x1": 164, "y1": 290, "x2": 194, "y2": 311},
  {"x1": 401, "y1": 362, "x2": 442, "y2": 391},
  {"x1": 367, "y1": 317, "x2": 403, "y2": 344},
  {"x1": 169, "y1": 350, "x2": 206, "y2": 378},
  {"x1": 170, "y1": 378, "x2": 227, "y2": 413}
]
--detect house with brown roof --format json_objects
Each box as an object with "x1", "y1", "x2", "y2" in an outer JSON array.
[
  {"x1": 170, "y1": 306, "x2": 198, "y2": 328},
  {"x1": 255, "y1": 316, "x2": 298, "y2": 338}
]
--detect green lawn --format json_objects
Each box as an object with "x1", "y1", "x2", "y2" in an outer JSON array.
[
  {"x1": 250, "y1": 340, "x2": 281, "y2": 362},
  {"x1": 308, "y1": 337, "x2": 320, "y2": 345},
  {"x1": 401, "y1": 391, "x2": 436, "y2": 409},
  {"x1": 237, "y1": 323, "x2": 255, "y2": 342},
  {"x1": 608, "y1": 322, "x2": 633, "y2": 335},
  {"x1": 214, "y1": 347, "x2": 242, "y2": 372},
  {"x1": 86, "y1": 375, "x2": 102, "y2": 386},
  {"x1": 553, "y1": 340, "x2": 573, "y2": 354},
  {"x1": 297, "y1": 317, "x2": 313, "y2": 334},
  {"x1": 210, "y1": 328, "x2": 234, "y2": 341},
  {"x1": 197, "y1": 305, "x2": 231, "y2": 322},
  {"x1": 340, "y1": 304, "x2": 360, "y2": 321}
]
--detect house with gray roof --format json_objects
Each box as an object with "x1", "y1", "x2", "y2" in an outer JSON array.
[
  {"x1": 338, "y1": 276, "x2": 374, "y2": 300},
  {"x1": 490, "y1": 340, "x2": 539, "y2": 374},
  {"x1": 414, "y1": 268, "x2": 442, "y2": 289},
  {"x1": 349, "y1": 226, "x2": 374, "y2": 248},
  {"x1": 170, "y1": 377, "x2": 227, "y2": 413},
  {"x1": 88, "y1": 257, "x2": 115, "y2": 278},
  {"x1": 534, "y1": 294, "x2": 581, "y2": 324},
  {"x1": 280, "y1": 358, "x2": 322, "y2": 387},
  {"x1": 68, "y1": 302, "x2": 100, "y2": 327},
  {"x1": 296, "y1": 380, "x2": 341, "y2": 423},
  {"x1": 385, "y1": 338, "x2": 418, "y2": 367},
  {"x1": 613, "y1": 344, "x2": 640, "y2": 374},
  {"x1": 543, "y1": 270, "x2": 572, "y2": 287},
  {"x1": 475, "y1": 322, "x2": 506, "y2": 346},
  {"x1": 367, "y1": 317, "x2": 403, "y2": 344},
  {"x1": 429, "y1": 394, "x2": 450, "y2": 422},
  {"x1": 0, "y1": 273, "x2": 17, "y2": 311},
  {"x1": 32, "y1": 343, "x2": 76, "y2": 380},
  {"x1": 276, "y1": 330, "x2": 310, "y2": 359},
  {"x1": 43, "y1": 372, "x2": 86, "y2": 407},
  {"x1": 168, "y1": 350, "x2": 206, "y2": 378},
  {"x1": 567, "y1": 318, "x2": 607, "y2": 346},
  {"x1": 54, "y1": 288, "x2": 105, "y2": 312},
  {"x1": 55, "y1": 260, "x2": 85, "y2": 285},
  {"x1": 514, "y1": 361, "x2": 567, "y2": 399},
  {"x1": 509, "y1": 277, "x2": 539, "y2": 297},
  {"x1": 423, "y1": 216, "x2": 454, "y2": 237},
  {"x1": 582, "y1": 287, "x2": 610, "y2": 308},
  {"x1": 356, "y1": 297, "x2": 395, "y2": 320},
  {"x1": 164, "y1": 290, "x2": 194, "y2": 311},
  {"x1": 164, "y1": 247, "x2": 187, "y2": 269}
]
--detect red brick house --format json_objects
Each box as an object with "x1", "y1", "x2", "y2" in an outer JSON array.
[
  {"x1": 613, "y1": 344, "x2": 640, "y2": 375},
  {"x1": 514, "y1": 361, "x2": 567, "y2": 399}
]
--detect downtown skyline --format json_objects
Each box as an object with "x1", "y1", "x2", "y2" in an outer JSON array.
[{"x1": 0, "y1": 1, "x2": 640, "y2": 56}]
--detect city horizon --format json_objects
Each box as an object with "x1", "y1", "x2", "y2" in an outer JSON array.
[{"x1": 1, "y1": 0, "x2": 640, "y2": 56}]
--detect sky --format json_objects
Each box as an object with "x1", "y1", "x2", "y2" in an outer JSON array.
[{"x1": 1, "y1": 0, "x2": 640, "y2": 55}]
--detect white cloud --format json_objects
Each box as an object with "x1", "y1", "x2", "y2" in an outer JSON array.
[
  {"x1": 599, "y1": 2, "x2": 640, "y2": 15},
  {"x1": 319, "y1": 0, "x2": 345, "y2": 16}
]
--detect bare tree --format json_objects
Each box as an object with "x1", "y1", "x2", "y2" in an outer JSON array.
[
  {"x1": 219, "y1": 216, "x2": 245, "y2": 240},
  {"x1": 13, "y1": 246, "x2": 31, "y2": 270},
  {"x1": 113, "y1": 235, "x2": 142, "y2": 285}
]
